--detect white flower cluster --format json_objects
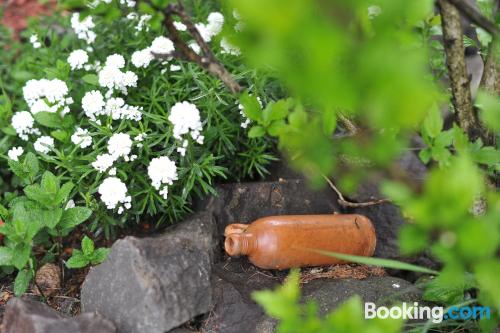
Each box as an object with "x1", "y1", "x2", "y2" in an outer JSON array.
[
  {"x1": 71, "y1": 13, "x2": 96, "y2": 44},
  {"x1": 23, "y1": 78, "x2": 72, "y2": 115},
  {"x1": 168, "y1": 101, "x2": 204, "y2": 144},
  {"x1": 92, "y1": 133, "x2": 136, "y2": 174},
  {"x1": 11, "y1": 111, "x2": 39, "y2": 140},
  {"x1": 7, "y1": 147, "x2": 24, "y2": 161},
  {"x1": 82, "y1": 90, "x2": 142, "y2": 121},
  {"x1": 131, "y1": 36, "x2": 174, "y2": 69},
  {"x1": 98, "y1": 54, "x2": 138, "y2": 95},
  {"x1": 34, "y1": 136, "x2": 55, "y2": 154},
  {"x1": 68, "y1": 49, "x2": 89, "y2": 70},
  {"x1": 30, "y1": 34, "x2": 41, "y2": 48},
  {"x1": 71, "y1": 127, "x2": 92, "y2": 148},
  {"x1": 127, "y1": 13, "x2": 152, "y2": 32},
  {"x1": 195, "y1": 12, "x2": 224, "y2": 42},
  {"x1": 148, "y1": 156, "x2": 178, "y2": 199},
  {"x1": 98, "y1": 177, "x2": 131, "y2": 214}
]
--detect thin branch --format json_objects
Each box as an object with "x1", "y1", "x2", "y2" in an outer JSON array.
[
  {"x1": 154, "y1": 2, "x2": 243, "y2": 94},
  {"x1": 445, "y1": 0, "x2": 499, "y2": 36},
  {"x1": 322, "y1": 175, "x2": 390, "y2": 208},
  {"x1": 438, "y1": 0, "x2": 482, "y2": 140}
]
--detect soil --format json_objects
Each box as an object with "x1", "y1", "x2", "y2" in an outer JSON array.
[{"x1": 1, "y1": 0, "x2": 56, "y2": 37}]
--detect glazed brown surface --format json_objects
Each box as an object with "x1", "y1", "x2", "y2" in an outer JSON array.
[{"x1": 224, "y1": 214, "x2": 377, "y2": 270}]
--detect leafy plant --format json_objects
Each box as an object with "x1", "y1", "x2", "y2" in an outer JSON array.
[
  {"x1": 254, "y1": 270, "x2": 402, "y2": 333},
  {"x1": 66, "y1": 235, "x2": 109, "y2": 268}
]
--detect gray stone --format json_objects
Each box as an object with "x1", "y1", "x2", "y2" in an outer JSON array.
[
  {"x1": 1, "y1": 298, "x2": 115, "y2": 333},
  {"x1": 301, "y1": 277, "x2": 420, "y2": 316},
  {"x1": 199, "y1": 179, "x2": 342, "y2": 232},
  {"x1": 202, "y1": 267, "x2": 420, "y2": 333},
  {"x1": 81, "y1": 212, "x2": 218, "y2": 333}
]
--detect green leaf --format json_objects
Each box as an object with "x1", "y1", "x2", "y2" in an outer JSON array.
[
  {"x1": 472, "y1": 147, "x2": 500, "y2": 166},
  {"x1": 477, "y1": 90, "x2": 500, "y2": 131},
  {"x1": 42, "y1": 208, "x2": 63, "y2": 229},
  {"x1": 24, "y1": 184, "x2": 51, "y2": 206},
  {"x1": 152, "y1": 0, "x2": 170, "y2": 9},
  {"x1": 419, "y1": 148, "x2": 432, "y2": 164},
  {"x1": 0, "y1": 203, "x2": 8, "y2": 219},
  {"x1": 398, "y1": 225, "x2": 428, "y2": 255},
  {"x1": 66, "y1": 252, "x2": 90, "y2": 269},
  {"x1": 14, "y1": 269, "x2": 32, "y2": 296},
  {"x1": 11, "y1": 245, "x2": 31, "y2": 270},
  {"x1": 34, "y1": 112, "x2": 62, "y2": 129},
  {"x1": 7, "y1": 159, "x2": 29, "y2": 180},
  {"x1": 422, "y1": 104, "x2": 443, "y2": 138},
  {"x1": 41, "y1": 171, "x2": 60, "y2": 195},
  {"x1": 262, "y1": 99, "x2": 291, "y2": 125},
  {"x1": 81, "y1": 74, "x2": 99, "y2": 86},
  {"x1": 81, "y1": 236, "x2": 95, "y2": 256},
  {"x1": 322, "y1": 110, "x2": 337, "y2": 134},
  {"x1": 248, "y1": 125, "x2": 266, "y2": 138},
  {"x1": 51, "y1": 130, "x2": 69, "y2": 142},
  {"x1": 90, "y1": 248, "x2": 110, "y2": 265},
  {"x1": 54, "y1": 182, "x2": 74, "y2": 205},
  {"x1": 23, "y1": 152, "x2": 40, "y2": 178},
  {"x1": 267, "y1": 120, "x2": 285, "y2": 136},
  {"x1": 59, "y1": 207, "x2": 92, "y2": 230},
  {"x1": 239, "y1": 92, "x2": 262, "y2": 121},
  {"x1": 0, "y1": 247, "x2": 14, "y2": 266}
]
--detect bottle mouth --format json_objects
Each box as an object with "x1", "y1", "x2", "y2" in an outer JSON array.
[{"x1": 224, "y1": 234, "x2": 241, "y2": 256}]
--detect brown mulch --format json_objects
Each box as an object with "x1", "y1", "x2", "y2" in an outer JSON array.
[
  {"x1": 299, "y1": 264, "x2": 386, "y2": 284},
  {"x1": 1, "y1": 0, "x2": 56, "y2": 37}
]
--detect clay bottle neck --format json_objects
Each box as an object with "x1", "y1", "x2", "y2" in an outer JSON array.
[{"x1": 224, "y1": 233, "x2": 256, "y2": 256}]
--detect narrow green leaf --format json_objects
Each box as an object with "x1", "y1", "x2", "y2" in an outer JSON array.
[
  {"x1": 14, "y1": 270, "x2": 32, "y2": 296},
  {"x1": 81, "y1": 236, "x2": 95, "y2": 256}
]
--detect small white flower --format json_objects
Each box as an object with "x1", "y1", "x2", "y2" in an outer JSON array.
[
  {"x1": 170, "y1": 64, "x2": 181, "y2": 71},
  {"x1": 12, "y1": 111, "x2": 38, "y2": 140},
  {"x1": 30, "y1": 34, "x2": 42, "y2": 48},
  {"x1": 68, "y1": 49, "x2": 89, "y2": 70},
  {"x1": 105, "y1": 54, "x2": 125, "y2": 69},
  {"x1": 173, "y1": 21, "x2": 187, "y2": 31},
  {"x1": 168, "y1": 101, "x2": 203, "y2": 142},
  {"x1": 135, "y1": 14, "x2": 151, "y2": 32},
  {"x1": 131, "y1": 48, "x2": 154, "y2": 68},
  {"x1": 368, "y1": 5, "x2": 382, "y2": 19},
  {"x1": 134, "y1": 133, "x2": 146, "y2": 142},
  {"x1": 159, "y1": 186, "x2": 169, "y2": 199},
  {"x1": 188, "y1": 41, "x2": 201, "y2": 54},
  {"x1": 220, "y1": 38, "x2": 241, "y2": 56},
  {"x1": 7, "y1": 147, "x2": 24, "y2": 161},
  {"x1": 65, "y1": 199, "x2": 76, "y2": 210},
  {"x1": 150, "y1": 36, "x2": 174, "y2": 55},
  {"x1": 34, "y1": 136, "x2": 55, "y2": 154},
  {"x1": 105, "y1": 97, "x2": 125, "y2": 119},
  {"x1": 71, "y1": 13, "x2": 96, "y2": 44},
  {"x1": 92, "y1": 153, "x2": 116, "y2": 173},
  {"x1": 108, "y1": 167, "x2": 117, "y2": 176},
  {"x1": 107, "y1": 133, "x2": 132, "y2": 160},
  {"x1": 98, "y1": 177, "x2": 131, "y2": 212},
  {"x1": 148, "y1": 156, "x2": 178, "y2": 190},
  {"x1": 82, "y1": 90, "x2": 105, "y2": 120},
  {"x1": 195, "y1": 12, "x2": 224, "y2": 42},
  {"x1": 71, "y1": 127, "x2": 92, "y2": 148}
]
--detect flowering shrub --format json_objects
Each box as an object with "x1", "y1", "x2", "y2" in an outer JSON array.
[{"x1": 0, "y1": 1, "x2": 277, "y2": 236}]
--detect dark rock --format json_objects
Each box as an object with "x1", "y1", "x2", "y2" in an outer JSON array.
[
  {"x1": 1, "y1": 298, "x2": 115, "y2": 333},
  {"x1": 81, "y1": 212, "x2": 218, "y2": 333},
  {"x1": 199, "y1": 179, "x2": 342, "y2": 232},
  {"x1": 301, "y1": 277, "x2": 421, "y2": 316},
  {"x1": 202, "y1": 262, "x2": 420, "y2": 333}
]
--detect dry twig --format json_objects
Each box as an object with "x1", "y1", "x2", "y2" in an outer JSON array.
[
  {"x1": 322, "y1": 175, "x2": 390, "y2": 207},
  {"x1": 438, "y1": 0, "x2": 483, "y2": 140},
  {"x1": 154, "y1": 2, "x2": 242, "y2": 94}
]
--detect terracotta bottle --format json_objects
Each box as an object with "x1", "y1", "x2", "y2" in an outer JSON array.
[{"x1": 224, "y1": 214, "x2": 376, "y2": 270}]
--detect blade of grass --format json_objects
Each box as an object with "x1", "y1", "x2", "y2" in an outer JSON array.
[{"x1": 310, "y1": 249, "x2": 439, "y2": 275}]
